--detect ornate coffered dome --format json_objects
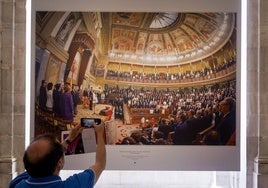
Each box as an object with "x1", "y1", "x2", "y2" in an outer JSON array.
[
  {"x1": 35, "y1": 11, "x2": 236, "y2": 88},
  {"x1": 96, "y1": 12, "x2": 235, "y2": 65}
]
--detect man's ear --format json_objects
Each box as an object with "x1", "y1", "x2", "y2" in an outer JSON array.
[{"x1": 57, "y1": 156, "x2": 65, "y2": 170}]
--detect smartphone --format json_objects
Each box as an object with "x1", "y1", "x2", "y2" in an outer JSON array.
[{"x1": 81, "y1": 118, "x2": 101, "y2": 128}]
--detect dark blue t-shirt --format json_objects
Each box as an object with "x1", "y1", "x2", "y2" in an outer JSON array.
[{"x1": 9, "y1": 169, "x2": 95, "y2": 188}]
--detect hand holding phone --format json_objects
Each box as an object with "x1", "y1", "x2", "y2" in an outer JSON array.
[{"x1": 81, "y1": 118, "x2": 101, "y2": 128}]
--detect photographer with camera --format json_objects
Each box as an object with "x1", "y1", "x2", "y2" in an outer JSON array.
[{"x1": 9, "y1": 121, "x2": 106, "y2": 188}]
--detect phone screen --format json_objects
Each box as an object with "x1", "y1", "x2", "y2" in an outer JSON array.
[
  {"x1": 81, "y1": 118, "x2": 95, "y2": 127},
  {"x1": 81, "y1": 118, "x2": 101, "y2": 127}
]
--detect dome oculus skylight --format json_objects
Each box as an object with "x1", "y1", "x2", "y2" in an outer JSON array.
[{"x1": 149, "y1": 12, "x2": 179, "y2": 29}]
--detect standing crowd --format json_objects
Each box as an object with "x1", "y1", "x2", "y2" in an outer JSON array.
[{"x1": 38, "y1": 80, "x2": 81, "y2": 122}]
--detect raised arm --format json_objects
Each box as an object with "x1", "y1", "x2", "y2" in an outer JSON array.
[
  {"x1": 61, "y1": 121, "x2": 106, "y2": 184},
  {"x1": 62, "y1": 122, "x2": 84, "y2": 148},
  {"x1": 90, "y1": 121, "x2": 106, "y2": 184}
]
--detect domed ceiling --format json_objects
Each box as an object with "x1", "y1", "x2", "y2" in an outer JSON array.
[{"x1": 97, "y1": 12, "x2": 235, "y2": 65}]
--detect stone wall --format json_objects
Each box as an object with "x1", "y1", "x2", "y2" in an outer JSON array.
[
  {"x1": 246, "y1": 1, "x2": 259, "y2": 187},
  {"x1": 250, "y1": 0, "x2": 268, "y2": 187},
  {"x1": 0, "y1": 0, "x2": 26, "y2": 187}
]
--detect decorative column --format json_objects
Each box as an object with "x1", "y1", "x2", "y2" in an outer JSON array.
[
  {"x1": 250, "y1": 0, "x2": 268, "y2": 187},
  {"x1": 0, "y1": 0, "x2": 26, "y2": 187}
]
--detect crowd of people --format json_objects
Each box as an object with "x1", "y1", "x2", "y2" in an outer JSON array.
[
  {"x1": 37, "y1": 78, "x2": 236, "y2": 146},
  {"x1": 107, "y1": 58, "x2": 236, "y2": 82},
  {"x1": 104, "y1": 81, "x2": 235, "y2": 114},
  {"x1": 109, "y1": 81, "x2": 236, "y2": 145},
  {"x1": 38, "y1": 80, "x2": 80, "y2": 122},
  {"x1": 117, "y1": 95, "x2": 235, "y2": 146}
]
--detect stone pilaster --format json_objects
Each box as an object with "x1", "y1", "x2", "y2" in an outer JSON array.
[
  {"x1": 247, "y1": 0, "x2": 259, "y2": 186},
  {"x1": 251, "y1": 0, "x2": 268, "y2": 187},
  {"x1": 0, "y1": 157, "x2": 17, "y2": 187},
  {"x1": 0, "y1": 0, "x2": 26, "y2": 187}
]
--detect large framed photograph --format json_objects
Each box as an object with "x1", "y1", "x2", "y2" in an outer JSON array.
[{"x1": 29, "y1": 0, "x2": 241, "y2": 171}]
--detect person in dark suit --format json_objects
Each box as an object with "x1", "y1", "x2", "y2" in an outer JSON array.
[
  {"x1": 173, "y1": 113, "x2": 192, "y2": 145},
  {"x1": 89, "y1": 88, "x2": 93, "y2": 110},
  {"x1": 157, "y1": 118, "x2": 174, "y2": 140},
  {"x1": 185, "y1": 109, "x2": 199, "y2": 143},
  {"x1": 215, "y1": 97, "x2": 236, "y2": 145},
  {"x1": 39, "y1": 80, "x2": 47, "y2": 110},
  {"x1": 53, "y1": 83, "x2": 62, "y2": 117},
  {"x1": 72, "y1": 85, "x2": 80, "y2": 115}
]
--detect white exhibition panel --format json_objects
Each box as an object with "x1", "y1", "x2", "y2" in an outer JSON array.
[
  {"x1": 63, "y1": 145, "x2": 239, "y2": 171},
  {"x1": 29, "y1": 0, "x2": 241, "y2": 171}
]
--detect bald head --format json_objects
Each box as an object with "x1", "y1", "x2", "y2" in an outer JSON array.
[
  {"x1": 23, "y1": 134, "x2": 64, "y2": 178},
  {"x1": 26, "y1": 139, "x2": 50, "y2": 163}
]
